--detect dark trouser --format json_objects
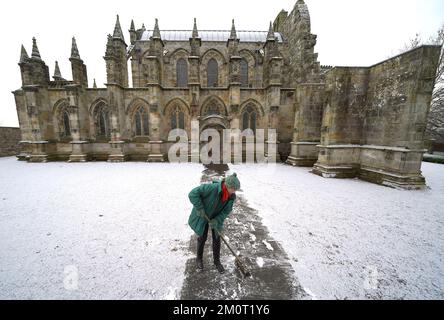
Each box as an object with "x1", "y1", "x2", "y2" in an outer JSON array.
[{"x1": 197, "y1": 223, "x2": 221, "y2": 263}]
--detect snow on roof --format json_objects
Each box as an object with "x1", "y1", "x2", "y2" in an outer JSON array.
[{"x1": 140, "y1": 30, "x2": 283, "y2": 43}]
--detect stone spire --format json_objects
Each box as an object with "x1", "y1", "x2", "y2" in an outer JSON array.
[
  {"x1": 70, "y1": 37, "x2": 88, "y2": 87},
  {"x1": 71, "y1": 37, "x2": 81, "y2": 59},
  {"x1": 190, "y1": 18, "x2": 201, "y2": 56},
  {"x1": 18, "y1": 40, "x2": 50, "y2": 86},
  {"x1": 153, "y1": 18, "x2": 161, "y2": 38},
  {"x1": 227, "y1": 19, "x2": 239, "y2": 55},
  {"x1": 129, "y1": 19, "x2": 137, "y2": 44},
  {"x1": 31, "y1": 37, "x2": 41, "y2": 60},
  {"x1": 192, "y1": 18, "x2": 199, "y2": 38},
  {"x1": 113, "y1": 14, "x2": 125, "y2": 41},
  {"x1": 229, "y1": 19, "x2": 237, "y2": 40},
  {"x1": 53, "y1": 61, "x2": 62, "y2": 80},
  {"x1": 267, "y1": 21, "x2": 275, "y2": 41},
  {"x1": 149, "y1": 18, "x2": 164, "y2": 56},
  {"x1": 93, "y1": 78, "x2": 97, "y2": 88},
  {"x1": 19, "y1": 45, "x2": 29, "y2": 63}
]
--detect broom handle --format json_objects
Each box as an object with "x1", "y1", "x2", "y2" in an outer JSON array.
[{"x1": 203, "y1": 213, "x2": 240, "y2": 259}]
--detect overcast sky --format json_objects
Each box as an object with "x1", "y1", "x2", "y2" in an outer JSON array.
[{"x1": 0, "y1": 0, "x2": 443, "y2": 127}]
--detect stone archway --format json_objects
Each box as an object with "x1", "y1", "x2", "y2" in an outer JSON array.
[{"x1": 200, "y1": 115, "x2": 230, "y2": 164}]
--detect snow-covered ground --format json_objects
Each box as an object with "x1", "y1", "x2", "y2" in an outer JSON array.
[
  {"x1": 0, "y1": 157, "x2": 201, "y2": 299},
  {"x1": 231, "y1": 162, "x2": 444, "y2": 299},
  {"x1": 1, "y1": 156, "x2": 443, "y2": 300}
]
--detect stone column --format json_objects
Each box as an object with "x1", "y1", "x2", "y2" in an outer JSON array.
[
  {"x1": 64, "y1": 85, "x2": 89, "y2": 162},
  {"x1": 228, "y1": 56, "x2": 241, "y2": 164},
  {"x1": 148, "y1": 113, "x2": 164, "y2": 162},
  {"x1": 24, "y1": 87, "x2": 55, "y2": 162},
  {"x1": 147, "y1": 86, "x2": 164, "y2": 162},
  {"x1": 107, "y1": 89, "x2": 128, "y2": 163},
  {"x1": 188, "y1": 79, "x2": 201, "y2": 163},
  {"x1": 266, "y1": 105, "x2": 280, "y2": 162}
]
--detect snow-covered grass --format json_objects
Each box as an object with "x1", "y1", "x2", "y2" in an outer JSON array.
[
  {"x1": 0, "y1": 157, "x2": 201, "y2": 299},
  {"x1": 1, "y1": 157, "x2": 443, "y2": 300},
  {"x1": 424, "y1": 153, "x2": 444, "y2": 164},
  {"x1": 231, "y1": 162, "x2": 444, "y2": 299}
]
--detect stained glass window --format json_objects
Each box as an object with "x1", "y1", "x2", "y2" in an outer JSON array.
[
  {"x1": 207, "y1": 59, "x2": 218, "y2": 87},
  {"x1": 171, "y1": 106, "x2": 185, "y2": 130},
  {"x1": 62, "y1": 110, "x2": 70, "y2": 137},
  {"x1": 242, "y1": 104, "x2": 257, "y2": 133},
  {"x1": 176, "y1": 58, "x2": 188, "y2": 87},
  {"x1": 240, "y1": 59, "x2": 249, "y2": 87},
  {"x1": 134, "y1": 107, "x2": 149, "y2": 136}
]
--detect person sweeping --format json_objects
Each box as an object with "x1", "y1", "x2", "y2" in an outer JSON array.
[{"x1": 188, "y1": 173, "x2": 241, "y2": 274}]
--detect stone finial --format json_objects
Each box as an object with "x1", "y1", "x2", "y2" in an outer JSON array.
[
  {"x1": 53, "y1": 61, "x2": 62, "y2": 80},
  {"x1": 153, "y1": 18, "x2": 161, "y2": 38},
  {"x1": 142, "y1": 23, "x2": 146, "y2": 31},
  {"x1": 113, "y1": 14, "x2": 125, "y2": 41},
  {"x1": 192, "y1": 18, "x2": 199, "y2": 38},
  {"x1": 71, "y1": 37, "x2": 81, "y2": 59},
  {"x1": 229, "y1": 19, "x2": 237, "y2": 40},
  {"x1": 31, "y1": 37, "x2": 41, "y2": 60},
  {"x1": 130, "y1": 19, "x2": 135, "y2": 31},
  {"x1": 105, "y1": 34, "x2": 113, "y2": 56},
  {"x1": 93, "y1": 78, "x2": 97, "y2": 88},
  {"x1": 267, "y1": 21, "x2": 275, "y2": 41},
  {"x1": 19, "y1": 45, "x2": 29, "y2": 63}
]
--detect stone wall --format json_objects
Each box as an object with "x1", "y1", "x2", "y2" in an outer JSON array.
[
  {"x1": 0, "y1": 127, "x2": 21, "y2": 157},
  {"x1": 279, "y1": 0, "x2": 321, "y2": 85},
  {"x1": 313, "y1": 45, "x2": 442, "y2": 189},
  {"x1": 287, "y1": 83, "x2": 325, "y2": 166}
]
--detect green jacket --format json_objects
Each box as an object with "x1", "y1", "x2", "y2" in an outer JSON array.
[{"x1": 188, "y1": 179, "x2": 236, "y2": 237}]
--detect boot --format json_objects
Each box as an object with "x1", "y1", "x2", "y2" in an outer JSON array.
[
  {"x1": 196, "y1": 237, "x2": 205, "y2": 270},
  {"x1": 213, "y1": 234, "x2": 225, "y2": 274},
  {"x1": 214, "y1": 261, "x2": 225, "y2": 274}
]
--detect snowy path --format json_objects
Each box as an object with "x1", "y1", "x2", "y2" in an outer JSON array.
[{"x1": 180, "y1": 164, "x2": 305, "y2": 300}]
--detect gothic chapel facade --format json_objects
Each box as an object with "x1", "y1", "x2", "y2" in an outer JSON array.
[{"x1": 13, "y1": 0, "x2": 442, "y2": 189}]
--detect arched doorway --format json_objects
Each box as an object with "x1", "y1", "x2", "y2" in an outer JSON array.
[{"x1": 200, "y1": 115, "x2": 230, "y2": 164}]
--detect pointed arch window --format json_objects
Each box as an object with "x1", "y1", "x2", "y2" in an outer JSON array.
[
  {"x1": 94, "y1": 103, "x2": 111, "y2": 139},
  {"x1": 171, "y1": 105, "x2": 185, "y2": 130},
  {"x1": 242, "y1": 104, "x2": 257, "y2": 133},
  {"x1": 98, "y1": 111, "x2": 109, "y2": 136},
  {"x1": 176, "y1": 58, "x2": 188, "y2": 87},
  {"x1": 240, "y1": 59, "x2": 249, "y2": 87},
  {"x1": 61, "y1": 110, "x2": 71, "y2": 137},
  {"x1": 134, "y1": 106, "x2": 149, "y2": 136},
  {"x1": 207, "y1": 59, "x2": 218, "y2": 87}
]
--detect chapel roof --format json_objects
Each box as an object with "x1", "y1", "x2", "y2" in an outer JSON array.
[{"x1": 140, "y1": 30, "x2": 283, "y2": 43}]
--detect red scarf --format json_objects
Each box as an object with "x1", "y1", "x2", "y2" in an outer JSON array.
[{"x1": 222, "y1": 182, "x2": 230, "y2": 203}]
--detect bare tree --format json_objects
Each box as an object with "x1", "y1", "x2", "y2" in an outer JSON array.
[
  {"x1": 401, "y1": 24, "x2": 444, "y2": 145},
  {"x1": 401, "y1": 33, "x2": 423, "y2": 53},
  {"x1": 426, "y1": 24, "x2": 444, "y2": 143}
]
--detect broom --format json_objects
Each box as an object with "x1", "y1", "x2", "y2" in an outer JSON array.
[{"x1": 202, "y1": 213, "x2": 252, "y2": 278}]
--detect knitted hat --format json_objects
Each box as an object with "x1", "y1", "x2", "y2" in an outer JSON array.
[{"x1": 225, "y1": 173, "x2": 241, "y2": 191}]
